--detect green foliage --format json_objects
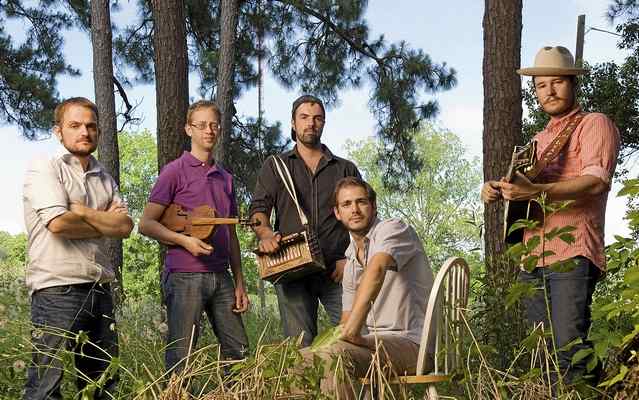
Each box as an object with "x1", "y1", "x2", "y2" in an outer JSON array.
[
  {"x1": 0, "y1": 0, "x2": 80, "y2": 138},
  {"x1": 118, "y1": 129, "x2": 157, "y2": 220},
  {"x1": 0, "y1": 231, "x2": 26, "y2": 267},
  {"x1": 346, "y1": 124, "x2": 482, "y2": 267}
]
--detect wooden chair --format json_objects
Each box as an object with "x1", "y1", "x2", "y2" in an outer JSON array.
[{"x1": 364, "y1": 256, "x2": 470, "y2": 399}]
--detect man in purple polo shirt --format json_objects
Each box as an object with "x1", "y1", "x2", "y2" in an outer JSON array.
[{"x1": 139, "y1": 100, "x2": 249, "y2": 374}]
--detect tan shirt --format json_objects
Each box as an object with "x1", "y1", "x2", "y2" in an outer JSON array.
[
  {"x1": 23, "y1": 148, "x2": 122, "y2": 295},
  {"x1": 342, "y1": 218, "x2": 434, "y2": 345},
  {"x1": 523, "y1": 107, "x2": 620, "y2": 270}
]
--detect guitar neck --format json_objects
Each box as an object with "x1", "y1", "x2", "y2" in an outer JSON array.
[{"x1": 191, "y1": 217, "x2": 240, "y2": 226}]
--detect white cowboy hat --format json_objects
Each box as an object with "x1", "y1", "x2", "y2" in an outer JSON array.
[{"x1": 517, "y1": 46, "x2": 587, "y2": 76}]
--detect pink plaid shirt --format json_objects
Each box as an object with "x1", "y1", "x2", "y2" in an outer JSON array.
[{"x1": 523, "y1": 106, "x2": 620, "y2": 270}]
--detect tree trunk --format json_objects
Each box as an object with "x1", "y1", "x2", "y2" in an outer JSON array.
[
  {"x1": 482, "y1": 0, "x2": 523, "y2": 271},
  {"x1": 91, "y1": 0, "x2": 124, "y2": 306},
  {"x1": 152, "y1": 0, "x2": 189, "y2": 171},
  {"x1": 215, "y1": 0, "x2": 240, "y2": 168}
]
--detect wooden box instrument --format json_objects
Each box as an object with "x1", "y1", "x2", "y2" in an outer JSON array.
[
  {"x1": 255, "y1": 156, "x2": 326, "y2": 283},
  {"x1": 255, "y1": 230, "x2": 326, "y2": 283}
]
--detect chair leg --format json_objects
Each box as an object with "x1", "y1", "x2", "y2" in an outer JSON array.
[{"x1": 424, "y1": 384, "x2": 439, "y2": 400}]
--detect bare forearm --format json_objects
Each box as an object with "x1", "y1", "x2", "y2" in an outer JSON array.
[
  {"x1": 47, "y1": 212, "x2": 102, "y2": 239},
  {"x1": 75, "y1": 207, "x2": 133, "y2": 238},
  {"x1": 229, "y1": 229, "x2": 245, "y2": 285},
  {"x1": 138, "y1": 218, "x2": 187, "y2": 246},
  {"x1": 538, "y1": 175, "x2": 608, "y2": 201},
  {"x1": 344, "y1": 263, "x2": 386, "y2": 334}
]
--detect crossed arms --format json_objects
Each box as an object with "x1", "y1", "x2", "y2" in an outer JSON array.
[{"x1": 47, "y1": 201, "x2": 133, "y2": 239}]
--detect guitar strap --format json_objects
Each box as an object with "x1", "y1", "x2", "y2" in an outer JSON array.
[{"x1": 525, "y1": 111, "x2": 586, "y2": 180}]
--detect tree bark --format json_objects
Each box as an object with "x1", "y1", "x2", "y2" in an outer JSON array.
[
  {"x1": 152, "y1": 0, "x2": 189, "y2": 171},
  {"x1": 91, "y1": 0, "x2": 124, "y2": 306},
  {"x1": 482, "y1": 0, "x2": 523, "y2": 272},
  {"x1": 215, "y1": 0, "x2": 240, "y2": 167}
]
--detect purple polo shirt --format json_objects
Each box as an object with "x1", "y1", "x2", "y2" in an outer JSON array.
[{"x1": 149, "y1": 151, "x2": 238, "y2": 273}]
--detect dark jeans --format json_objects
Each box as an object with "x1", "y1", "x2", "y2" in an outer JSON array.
[
  {"x1": 275, "y1": 271, "x2": 342, "y2": 347},
  {"x1": 518, "y1": 257, "x2": 600, "y2": 384},
  {"x1": 24, "y1": 283, "x2": 118, "y2": 400},
  {"x1": 163, "y1": 271, "x2": 249, "y2": 373}
]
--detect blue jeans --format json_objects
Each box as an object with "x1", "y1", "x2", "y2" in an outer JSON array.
[
  {"x1": 275, "y1": 272, "x2": 342, "y2": 347},
  {"x1": 163, "y1": 271, "x2": 249, "y2": 373},
  {"x1": 24, "y1": 283, "x2": 118, "y2": 400},
  {"x1": 518, "y1": 257, "x2": 600, "y2": 384}
]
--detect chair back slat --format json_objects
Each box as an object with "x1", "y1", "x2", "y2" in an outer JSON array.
[{"x1": 415, "y1": 257, "x2": 470, "y2": 376}]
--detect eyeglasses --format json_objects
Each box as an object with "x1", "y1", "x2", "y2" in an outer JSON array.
[{"x1": 190, "y1": 121, "x2": 221, "y2": 131}]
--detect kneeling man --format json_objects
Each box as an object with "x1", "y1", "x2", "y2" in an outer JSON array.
[{"x1": 306, "y1": 177, "x2": 434, "y2": 399}]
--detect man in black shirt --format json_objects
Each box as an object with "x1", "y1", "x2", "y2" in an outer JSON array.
[{"x1": 250, "y1": 95, "x2": 361, "y2": 347}]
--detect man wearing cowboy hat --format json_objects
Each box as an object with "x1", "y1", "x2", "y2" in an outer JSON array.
[
  {"x1": 250, "y1": 95, "x2": 361, "y2": 347},
  {"x1": 481, "y1": 46, "x2": 620, "y2": 384}
]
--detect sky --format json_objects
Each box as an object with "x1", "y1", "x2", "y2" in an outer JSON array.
[{"x1": 0, "y1": 0, "x2": 634, "y2": 243}]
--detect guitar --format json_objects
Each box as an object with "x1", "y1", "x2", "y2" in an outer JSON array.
[
  {"x1": 502, "y1": 141, "x2": 537, "y2": 244},
  {"x1": 501, "y1": 112, "x2": 586, "y2": 244}
]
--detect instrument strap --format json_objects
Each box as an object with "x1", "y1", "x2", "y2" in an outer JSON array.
[
  {"x1": 526, "y1": 112, "x2": 586, "y2": 180},
  {"x1": 271, "y1": 156, "x2": 309, "y2": 226}
]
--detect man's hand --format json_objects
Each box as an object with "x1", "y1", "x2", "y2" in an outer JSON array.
[
  {"x1": 330, "y1": 258, "x2": 347, "y2": 283},
  {"x1": 179, "y1": 235, "x2": 213, "y2": 257},
  {"x1": 496, "y1": 172, "x2": 541, "y2": 201},
  {"x1": 107, "y1": 200, "x2": 129, "y2": 214},
  {"x1": 258, "y1": 231, "x2": 282, "y2": 253},
  {"x1": 233, "y1": 281, "x2": 250, "y2": 313},
  {"x1": 339, "y1": 325, "x2": 374, "y2": 349},
  {"x1": 481, "y1": 181, "x2": 502, "y2": 203}
]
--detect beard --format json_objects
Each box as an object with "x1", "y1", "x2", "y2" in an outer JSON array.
[
  {"x1": 296, "y1": 129, "x2": 322, "y2": 147},
  {"x1": 66, "y1": 142, "x2": 97, "y2": 157}
]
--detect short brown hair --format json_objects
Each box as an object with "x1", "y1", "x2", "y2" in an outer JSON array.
[
  {"x1": 54, "y1": 97, "x2": 99, "y2": 126},
  {"x1": 332, "y1": 177, "x2": 377, "y2": 207},
  {"x1": 187, "y1": 100, "x2": 221, "y2": 124}
]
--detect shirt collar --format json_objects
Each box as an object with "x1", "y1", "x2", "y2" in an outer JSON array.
[
  {"x1": 182, "y1": 151, "x2": 221, "y2": 173},
  {"x1": 546, "y1": 105, "x2": 582, "y2": 131},
  {"x1": 56, "y1": 146, "x2": 100, "y2": 173},
  {"x1": 345, "y1": 217, "x2": 381, "y2": 262},
  {"x1": 285, "y1": 144, "x2": 335, "y2": 161}
]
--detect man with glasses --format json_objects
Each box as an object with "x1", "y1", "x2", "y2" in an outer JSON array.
[{"x1": 139, "y1": 100, "x2": 249, "y2": 374}]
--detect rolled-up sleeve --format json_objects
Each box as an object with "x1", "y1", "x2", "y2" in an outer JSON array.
[
  {"x1": 579, "y1": 113, "x2": 620, "y2": 185},
  {"x1": 23, "y1": 158, "x2": 68, "y2": 226},
  {"x1": 249, "y1": 159, "x2": 276, "y2": 217},
  {"x1": 369, "y1": 219, "x2": 418, "y2": 271}
]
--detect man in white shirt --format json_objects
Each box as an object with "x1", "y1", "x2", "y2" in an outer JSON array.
[
  {"x1": 23, "y1": 97, "x2": 133, "y2": 399},
  {"x1": 303, "y1": 176, "x2": 434, "y2": 399}
]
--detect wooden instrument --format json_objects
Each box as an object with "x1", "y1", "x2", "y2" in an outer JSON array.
[
  {"x1": 255, "y1": 230, "x2": 325, "y2": 283},
  {"x1": 502, "y1": 141, "x2": 538, "y2": 243},
  {"x1": 502, "y1": 112, "x2": 586, "y2": 243},
  {"x1": 160, "y1": 204, "x2": 257, "y2": 240},
  {"x1": 254, "y1": 156, "x2": 326, "y2": 283}
]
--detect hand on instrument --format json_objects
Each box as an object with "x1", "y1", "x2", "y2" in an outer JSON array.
[
  {"x1": 180, "y1": 235, "x2": 213, "y2": 257},
  {"x1": 496, "y1": 172, "x2": 541, "y2": 201},
  {"x1": 258, "y1": 231, "x2": 282, "y2": 253},
  {"x1": 480, "y1": 181, "x2": 502, "y2": 203},
  {"x1": 330, "y1": 259, "x2": 347, "y2": 283},
  {"x1": 233, "y1": 282, "x2": 250, "y2": 313}
]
